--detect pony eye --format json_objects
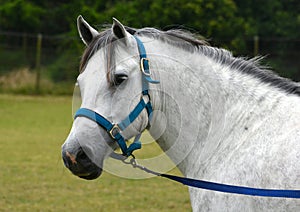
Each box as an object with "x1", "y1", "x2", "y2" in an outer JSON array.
[{"x1": 114, "y1": 73, "x2": 128, "y2": 86}]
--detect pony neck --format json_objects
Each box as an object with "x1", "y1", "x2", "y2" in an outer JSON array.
[{"x1": 146, "y1": 41, "x2": 285, "y2": 176}]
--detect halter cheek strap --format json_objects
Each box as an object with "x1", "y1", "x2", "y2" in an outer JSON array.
[{"x1": 74, "y1": 36, "x2": 159, "y2": 156}]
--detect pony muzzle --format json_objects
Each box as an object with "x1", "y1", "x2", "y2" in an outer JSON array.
[{"x1": 62, "y1": 146, "x2": 103, "y2": 180}]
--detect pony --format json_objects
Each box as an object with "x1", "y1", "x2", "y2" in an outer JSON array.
[{"x1": 62, "y1": 16, "x2": 300, "y2": 211}]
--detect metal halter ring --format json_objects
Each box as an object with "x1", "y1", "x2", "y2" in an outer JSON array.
[
  {"x1": 140, "y1": 58, "x2": 151, "y2": 76},
  {"x1": 109, "y1": 124, "x2": 121, "y2": 139}
]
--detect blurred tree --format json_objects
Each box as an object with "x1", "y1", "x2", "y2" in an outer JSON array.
[
  {"x1": 100, "y1": 0, "x2": 249, "y2": 52},
  {"x1": 234, "y1": 0, "x2": 300, "y2": 38},
  {"x1": 0, "y1": 0, "x2": 299, "y2": 81},
  {"x1": 0, "y1": 0, "x2": 44, "y2": 33}
]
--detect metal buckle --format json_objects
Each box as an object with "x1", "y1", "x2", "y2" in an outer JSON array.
[
  {"x1": 140, "y1": 58, "x2": 151, "y2": 76},
  {"x1": 140, "y1": 93, "x2": 150, "y2": 103},
  {"x1": 109, "y1": 124, "x2": 121, "y2": 139}
]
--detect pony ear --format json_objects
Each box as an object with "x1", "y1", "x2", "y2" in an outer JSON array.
[
  {"x1": 112, "y1": 18, "x2": 134, "y2": 46},
  {"x1": 77, "y1": 15, "x2": 99, "y2": 46}
]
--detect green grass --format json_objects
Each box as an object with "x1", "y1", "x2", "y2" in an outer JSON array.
[
  {"x1": 0, "y1": 94, "x2": 191, "y2": 211},
  {"x1": 0, "y1": 68, "x2": 75, "y2": 95}
]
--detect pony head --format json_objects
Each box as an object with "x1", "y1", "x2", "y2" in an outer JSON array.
[{"x1": 61, "y1": 16, "x2": 151, "y2": 180}]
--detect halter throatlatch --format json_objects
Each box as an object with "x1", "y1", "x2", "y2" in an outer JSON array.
[{"x1": 74, "y1": 36, "x2": 159, "y2": 157}]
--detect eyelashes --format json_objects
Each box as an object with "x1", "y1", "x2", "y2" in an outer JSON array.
[{"x1": 113, "y1": 73, "x2": 128, "y2": 86}]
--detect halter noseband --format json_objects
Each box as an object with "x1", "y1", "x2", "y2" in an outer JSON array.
[{"x1": 74, "y1": 36, "x2": 159, "y2": 156}]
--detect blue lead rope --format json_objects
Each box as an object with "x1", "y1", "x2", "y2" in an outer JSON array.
[
  {"x1": 114, "y1": 156, "x2": 300, "y2": 199},
  {"x1": 160, "y1": 173, "x2": 300, "y2": 198},
  {"x1": 130, "y1": 35, "x2": 300, "y2": 199}
]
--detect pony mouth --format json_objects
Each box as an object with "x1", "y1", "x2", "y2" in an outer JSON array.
[{"x1": 76, "y1": 168, "x2": 102, "y2": 180}]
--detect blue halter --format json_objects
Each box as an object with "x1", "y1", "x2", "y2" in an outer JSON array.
[
  {"x1": 74, "y1": 36, "x2": 159, "y2": 156},
  {"x1": 74, "y1": 35, "x2": 300, "y2": 199}
]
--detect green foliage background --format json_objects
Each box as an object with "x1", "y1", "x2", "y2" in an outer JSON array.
[{"x1": 0, "y1": 0, "x2": 299, "y2": 87}]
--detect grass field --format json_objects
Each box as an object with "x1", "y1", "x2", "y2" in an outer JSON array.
[{"x1": 0, "y1": 94, "x2": 191, "y2": 211}]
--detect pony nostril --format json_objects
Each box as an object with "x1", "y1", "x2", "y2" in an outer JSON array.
[
  {"x1": 62, "y1": 151, "x2": 77, "y2": 167},
  {"x1": 62, "y1": 148, "x2": 91, "y2": 168}
]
